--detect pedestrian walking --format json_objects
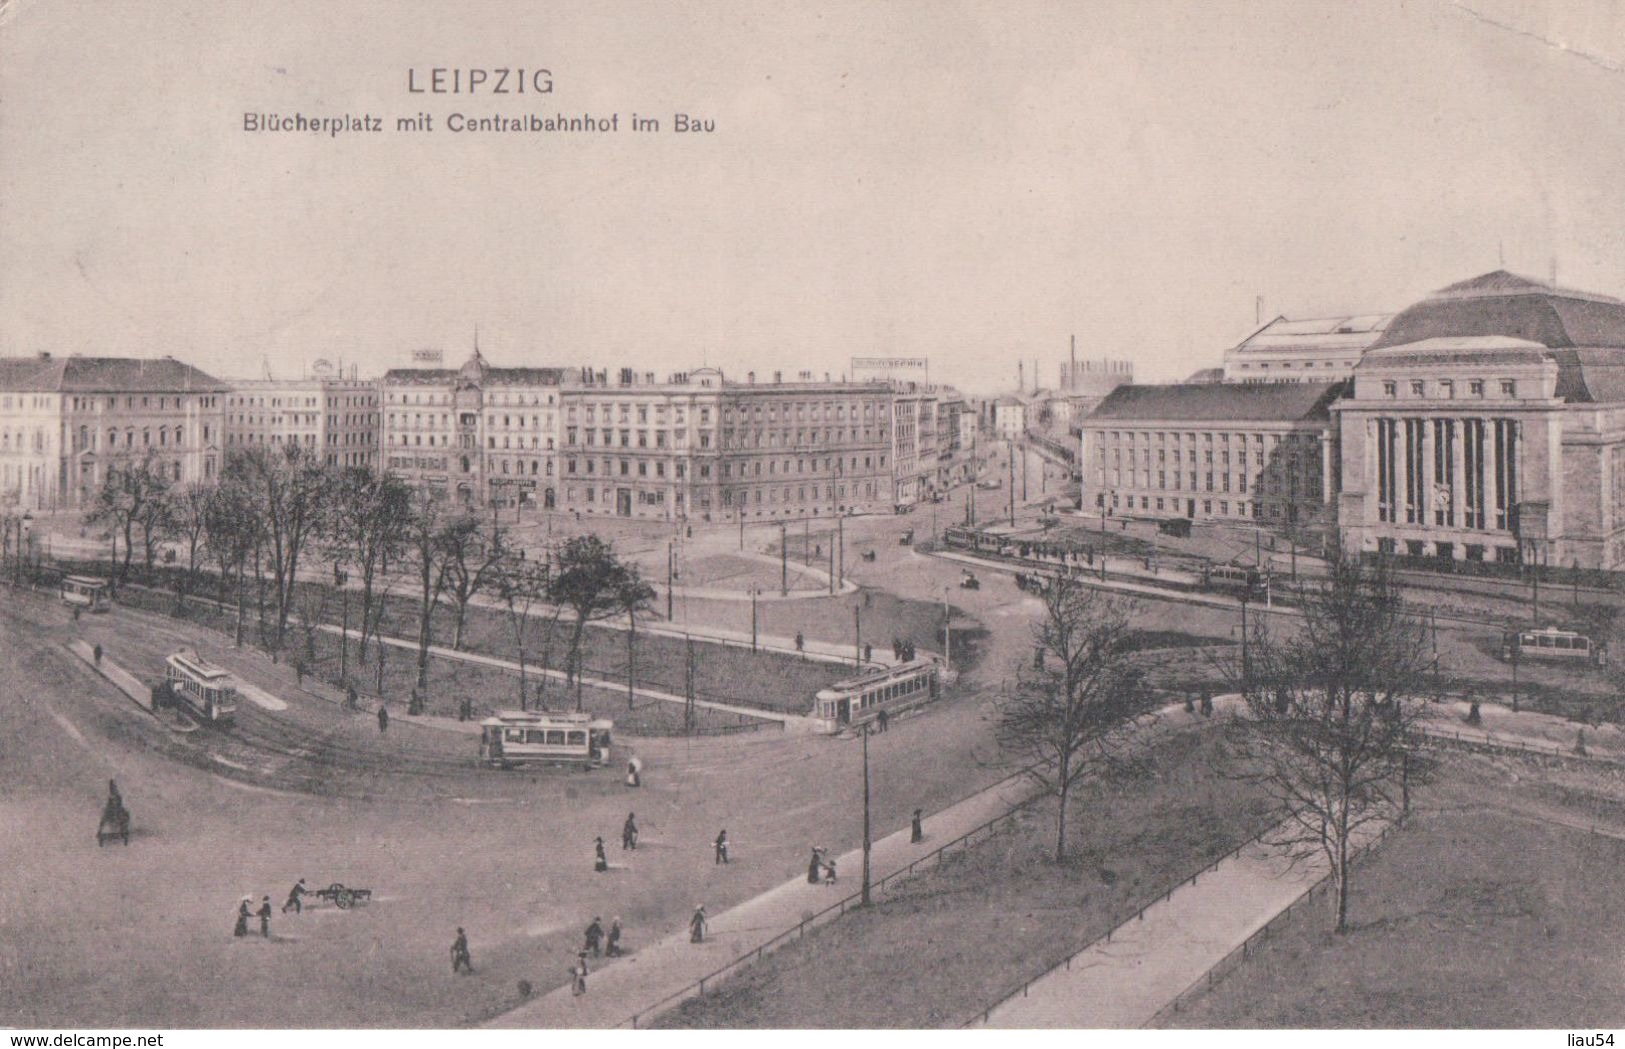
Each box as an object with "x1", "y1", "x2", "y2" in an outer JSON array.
[
  {"x1": 234, "y1": 896, "x2": 251, "y2": 938},
  {"x1": 626, "y1": 758, "x2": 642, "y2": 788},
  {"x1": 911, "y1": 808, "x2": 924, "y2": 844},
  {"x1": 876, "y1": 708, "x2": 889, "y2": 733},
  {"x1": 451, "y1": 928, "x2": 473, "y2": 974},
  {"x1": 794, "y1": 632, "x2": 805, "y2": 654},
  {"x1": 863, "y1": 642, "x2": 873, "y2": 663},
  {"x1": 345, "y1": 685, "x2": 358, "y2": 711},
  {"x1": 823, "y1": 858, "x2": 838, "y2": 886},
  {"x1": 571, "y1": 952, "x2": 589, "y2": 996},
  {"x1": 584, "y1": 916, "x2": 604, "y2": 957},
  {"x1": 807, "y1": 846, "x2": 823, "y2": 884},
  {"x1": 594, "y1": 836, "x2": 609, "y2": 873},
  {"x1": 93, "y1": 643, "x2": 103, "y2": 665},
  {"x1": 622, "y1": 812, "x2": 638, "y2": 850},
  {"x1": 607, "y1": 917, "x2": 623, "y2": 957},
  {"x1": 714, "y1": 828, "x2": 729, "y2": 864},
  {"x1": 257, "y1": 895, "x2": 273, "y2": 938},
  {"x1": 376, "y1": 703, "x2": 389, "y2": 734},
  {"x1": 282, "y1": 878, "x2": 307, "y2": 914},
  {"x1": 689, "y1": 905, "x2": 707, "y2": 943}
]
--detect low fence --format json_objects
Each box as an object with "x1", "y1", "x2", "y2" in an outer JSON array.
[
  {"x1": 1141, "y1": 818, "x2": 1402, "y2": 1026},
  {"x1": 624, "y1": 768, "x2": 1051, "y2": 1028}
]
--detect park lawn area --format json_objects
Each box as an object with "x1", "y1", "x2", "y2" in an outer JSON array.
[
  {"x1": 655, "y1": 723, "x2": 1277, "y2": 1028},
  {"x1": 1162, "y1": 751, "x2": 1625, "y2": 1029},
  {"x1": 364, "y1": 589, "x2": 843, "y2": 713},
  {"x1": 112, "y1": 582, "x2": 772, "y2": 734}
]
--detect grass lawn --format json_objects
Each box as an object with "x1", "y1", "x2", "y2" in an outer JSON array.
[
  {"x1": 1162, "y1": 751, "x2": 1625, "y2": 1028},
  {"x1": 112, "y1": 583, "x2": 772, "y2": 734},
  {"x1": 654, "y1": 724, "x2": 1277, "y2": 1028}
]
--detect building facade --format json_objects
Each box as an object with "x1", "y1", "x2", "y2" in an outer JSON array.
[
  {"x1": 382, "y1": 351, "x2": 573, "y2": 507},
  {"x1": 224, "y1": 366, "x2": 379, "y2": 470},
  {"x1": 0, "y1": 354, "x2": 227, "y2": 510},
  {"x1": 1080, "y1": 382, "x2": 1340, "y2": 527},
  {"x1": 1223, "y1": 314, "x2": 1391, "y2": 383},
  {"x1": 1334, "y1": 271, "x2": 1625, "y2": 570}
]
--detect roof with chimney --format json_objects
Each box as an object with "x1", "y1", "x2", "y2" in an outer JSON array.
[{"x1": 0, "y1": 354, "x2": 229, "y2": 393}]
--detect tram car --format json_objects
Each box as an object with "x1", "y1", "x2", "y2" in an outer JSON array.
[
  {"x1": 812, "y1": 656, "x2": 941, "y2": 732},
  {"x1": 160, "y1": 649, "x2": 239, "y2": 724},
  {"x1": 478, "y1": 710, "x2": 614, "y2": 769},
  {"x1": 1500, "y1": 627, "x2": 1606, "y2": 667},
  {"x1": 1202, "y1": 562, "x2": 1270, "y2": 599},
  {"x1": 60, "y1": 575, "x2": 111, "y2": 612}
]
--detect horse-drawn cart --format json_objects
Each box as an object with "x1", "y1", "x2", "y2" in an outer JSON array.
[{"x1": 313, "y1": 882, "x2": 372, "y2": 909}]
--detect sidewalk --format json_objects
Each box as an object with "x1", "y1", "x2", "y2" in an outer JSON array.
[
  {"x1": 484, "y1": 764, "x2": 1044, "y2": 1028},
  {"x1": 971, "y1": 816, "x2": 1392, "y2": 1028}
]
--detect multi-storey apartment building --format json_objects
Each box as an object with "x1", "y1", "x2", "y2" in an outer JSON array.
[
  {"x1": 382, "y1": 350, "x2": 573, "y2": 507},
  {"x1": 0, "y1": 353, "x2": 227, "y2": 510},
  {"x1": 224, "y1": 364, "x2": 380, "y2": 470},
  {"x1": 716, "y1": 372, "x2": 893, "y2": 521},
  {"x1": 558, "y1": 367, "x2": 723, "y2": 519}
]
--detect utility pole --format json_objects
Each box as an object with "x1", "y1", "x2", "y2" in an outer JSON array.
[
  {"x1": 1531, "y1": 540, "x2": 1541, "y2": 623},
  {"x1": 837, "y1": 512, "x2": 845, "y2": 588},
  {"x1": 854, "y1": 604, "x2": 862, "y2": 667},
  {"x1": 627, "y1": 605, "x2": 636, "y2": 709},
  {"x1": 1240, "y1": 594, "x2": 1250, "y2": 685},
  {"x1": 829, "y1": 534, "x2": 836, "y2": 595},
  {"x1": 1007, "y1": 442, "x2": 1016, "y2": 526},
  {"x1": 666, "y1": 539, "x2": 674, "y2": 620},
  {"x1": 750, "y1": 587, "x2": 758, "y2": 652},
  {"x1": 1022, "y1": 444, "x2": 1028, "y2": 502},
  {"x1": 942, "y1": 587, "x2": 951, "y2": 671},
  {"x1": 738, "y1": 508, "x2": 744, "y2": 551},
  {"x1": 684, "y1": 634, "x2": 696, "y2": 734},
  {"x1": 861, "y1": 723, "x2": 873, "y2": 907},
  {"x1": 780, "y1": 521, "x2": 788, "y2": 596},
  {"x1": 336, "y1": 566, "x2": 349, "y2": 685}
]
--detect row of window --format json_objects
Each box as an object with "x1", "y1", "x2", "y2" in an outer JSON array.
[{"x1": 1378, "y1": 378, "x2": 1516, "y2": 399}]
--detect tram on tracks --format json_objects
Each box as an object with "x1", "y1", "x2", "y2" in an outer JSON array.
[
  {"x1": 159, "y1": 649, "x2": 239, "y2": 724},
  {"x1": 1500, "y1": 626, "x2": 1606, "y2": 667},
  {"x1": 478, "y1": 710, "x2": 614, "y2": 769},
  {"x1": 812, "y1": 656, "x2": 941, "y2": 732},
  {"x1": 60, "y1": 575, "x2": 111, "y2": 612},
  {"x1": 1201, "y1": 562, "x2": 1270, "y2": 599}
]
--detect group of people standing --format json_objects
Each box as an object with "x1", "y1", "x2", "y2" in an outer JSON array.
[{"x1": 234, "y1": 876, "x2": 315, "y2": 940}]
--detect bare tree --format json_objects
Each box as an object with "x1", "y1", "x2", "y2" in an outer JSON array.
[
  {"x1": 546, "y1": 535, "x2": 656, "y2": 712},
  {"x1": 493, "y1": 553, "x2": 554, "y2": 710},
  {"x1": 326, "y1": 467, "x2": 411, "y2": 664},
  {"x1": 439, "y1": 511, "x2": 507, "y2": 650},
  {"x1": 993, "y1": 576, "x2": 1146, "y2": 863},
  {"x1": 167, "y1": 482, "x2": 212, "y2": 612},
  {"x1": 404, "y1": 487, "x2": 454, "y2": 692},
  {"x1": 1226, "y1": 551, "x2": 1431, "y2": 934},
  {"x1": 237, "y1": 445, "x2": 331, "y2": 655},
  {"x1": 203, "y1": 470, "x2": 261, "y2": 645},
  {"x1": 88, "y1": 451, "x2": 171, "y2": 582}
]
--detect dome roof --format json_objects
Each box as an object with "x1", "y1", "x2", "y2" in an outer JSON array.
[{"x1": 1373, "y1": 270, "x2": 1625, "y2": 351}]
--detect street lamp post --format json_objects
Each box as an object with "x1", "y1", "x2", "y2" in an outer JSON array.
[
  {"x1": 942, "y1": 586, "x2": 952, "y2": 672},
  {"x1": 750, "y1": 586, "x2": 759, "y2": 652},
  {"x1": 780, "y1": 521, "x2": 788, "y2": 596},
  {"x1": 854, "y1": 604, "x2": 861, "y2": 667},
  {"x1": 335, "y1": 566, "x2": 350, "y2": 685},
  {"x1": 861, "y1": 722, "x2": 873, "y2": 907}
]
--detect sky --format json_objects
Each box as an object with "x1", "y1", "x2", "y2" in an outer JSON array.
[{"x1": 4, "y1": 0, "x2": 1625, "y2": 391}]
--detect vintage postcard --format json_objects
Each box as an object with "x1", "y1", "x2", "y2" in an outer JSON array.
[{"x1": 2, "y1": 1, "x2": 1622, "y2": 1045}]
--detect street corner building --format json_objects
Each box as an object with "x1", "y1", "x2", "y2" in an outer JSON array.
[
  {"x1": 1078, "y1": 269, "x2": 1625, "y2": 573},
  {"x1": 0, "y1": 353, "x2": 229, "y2": 510}
]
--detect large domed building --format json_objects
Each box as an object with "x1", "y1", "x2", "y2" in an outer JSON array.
[{"x1": 1334, "y1": 271, "x2": 1625, "y2": 569}]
